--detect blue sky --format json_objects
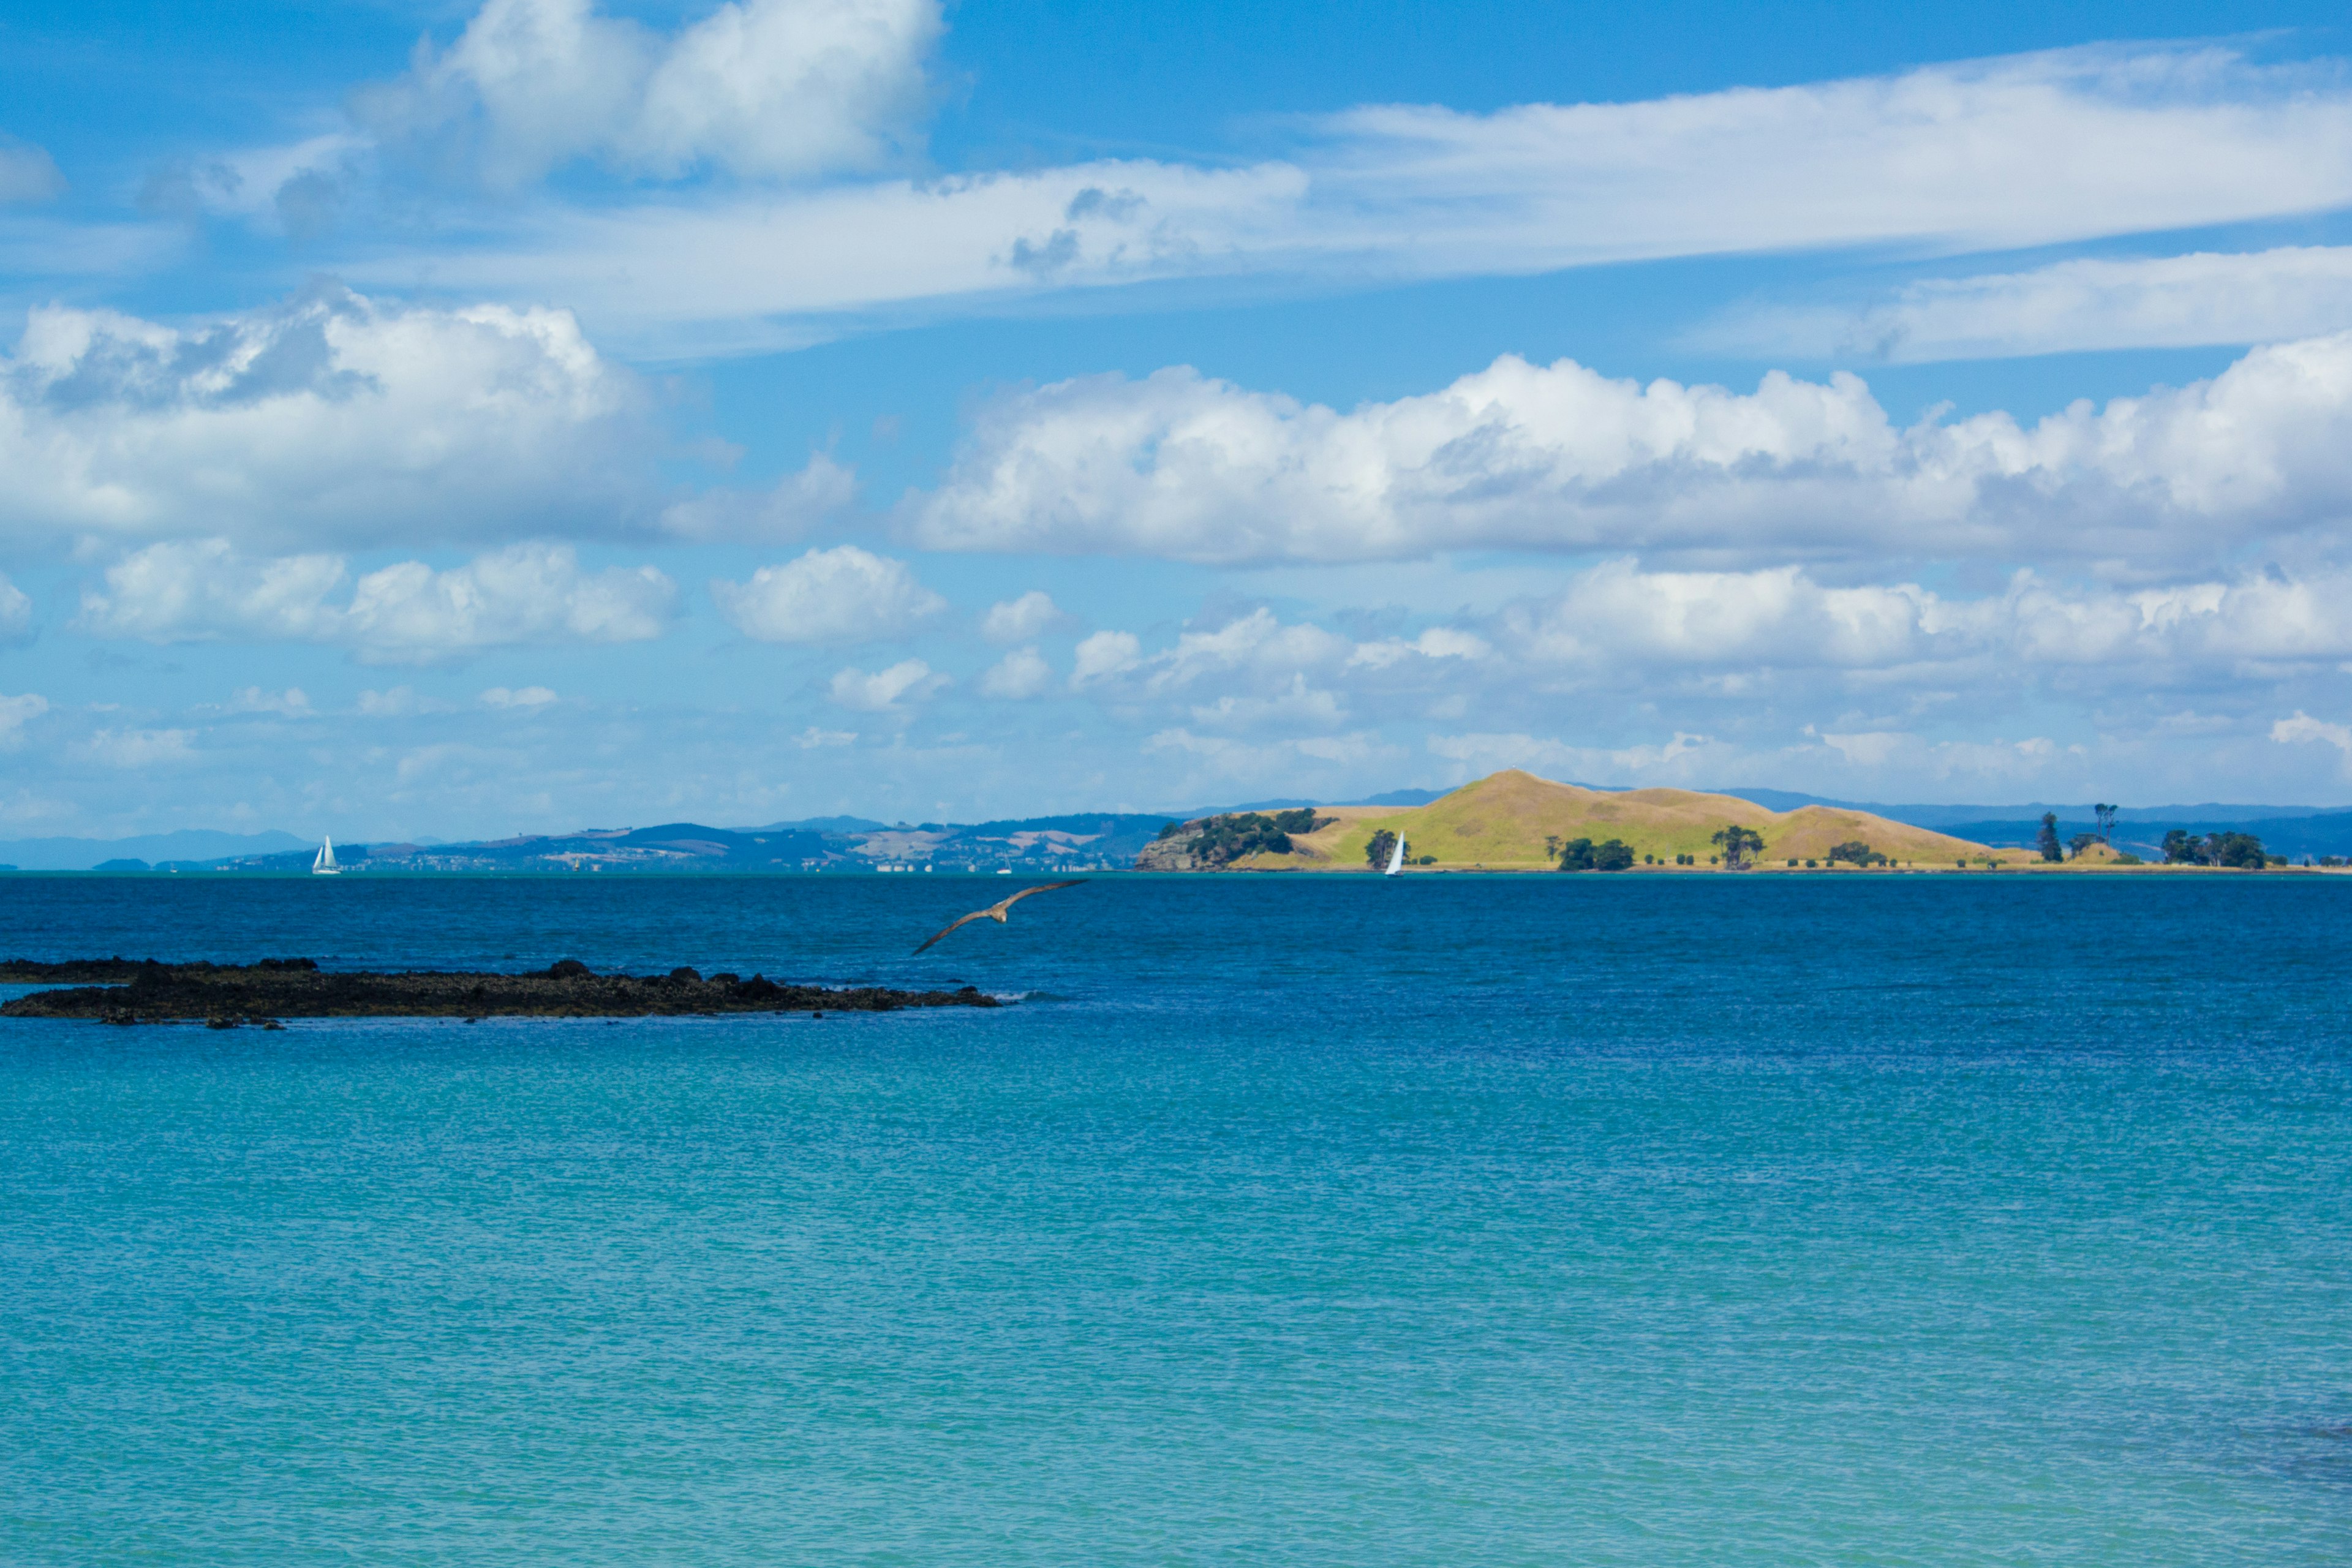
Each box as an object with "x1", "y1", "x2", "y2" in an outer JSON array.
[{"x1": 6, "y1": 0, "x2": 2352, "y2": 839}]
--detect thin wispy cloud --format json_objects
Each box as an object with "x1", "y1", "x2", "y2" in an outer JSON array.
[
  {"x1": 322, "y1": 43, "x2": 2352, "y2": 353},
  {"x1": 1705, "y1": 246, "x2": 2352, "y2": 361}
]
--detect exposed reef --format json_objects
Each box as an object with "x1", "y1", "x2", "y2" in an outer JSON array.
[{"x1": 0, "y1": 957, "x2": 997, "y2": 1025}]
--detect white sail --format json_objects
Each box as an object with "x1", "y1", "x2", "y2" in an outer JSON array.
[
  {"x1": 1384, "y1": 835, "x2": 1406, "y2": 876},
  {"x1": 313, "y1": 835, "x2": 340, "y2": 875}
]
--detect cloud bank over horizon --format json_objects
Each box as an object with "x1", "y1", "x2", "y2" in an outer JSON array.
[{"x1": 2, "y1": 3, "x2": 2352, "y2": 833}]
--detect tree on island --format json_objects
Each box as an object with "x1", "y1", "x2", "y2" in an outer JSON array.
[
  {"x1": 2162, "y1": 829, "x2": 2267, "y2": 869},
  {"x1": 1365, "y1": 829, "x2": 1398, "y2": 870},
  {"x1": 2094, "y1": 803, "x2": 2119, "y2": 844},
  {"x1": 2036, "y1": 812, "x2": 2062, "y2": 862},
  {"x1": 1826, "y1": 840, "x2": 1880, "y2": 867},
  {"x1": 1591, "y1": 839, "x2": 1635, "y2": 871},
  {"x1": 1555, "y1": 837, "x2": 1635, "y2": 871},
  {"x1": 2067, "y1": 832, "x2": 2100, "y2": 859},
  {"x1": 1711, "y1": 824, "x2": 1765, "y2": 869}
]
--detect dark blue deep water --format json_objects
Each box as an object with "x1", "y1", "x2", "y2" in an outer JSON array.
[{"x1": 2, "y1": 873, "x2": 2349, "y2": 1564}]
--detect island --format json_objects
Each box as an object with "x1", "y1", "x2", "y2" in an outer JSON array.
[{"x1": 0, "y1": 957, "x2": 998, "y2": 1026}]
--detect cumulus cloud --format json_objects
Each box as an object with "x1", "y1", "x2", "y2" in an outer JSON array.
[
  {"x1": 0, "y1": 137, "x2": 65, "y2": 203},
  {"x1": 979, "y1": 589, "x2": 1065, "y2": 644},
  {"x1": 356, "y1": 0, "x2": 940, "y2": 187},
  {"x1": 1068, "y1": 630, "x2": 1140, "y2": 685},
  {"x1": 828, "y1": 658, "x2": 944, "y2": 710},
  {"x1": 1709, "y1": 245, "x2": 2352, "y2": 362},
  {"x1": 74, "y1": 728, "x2": 197, "y2": 769},
  {"x1": 712, "y1": 545, "x2": 943, "y2": 643},
  {"x1": 1345, "y1": 627, "x2": 1489, "y2": 669},
  {"x1": 225, "y1": 687, "x2": 315, "y2": 717},
  {"x1": 976, "y1": 646, "x2": 1053, "y2": 699},
  {"x1": 1, "y1": 289, "x2": 646, "y2": 551},
  {"x1": 0, "y1": 692, "x2": 47, "y2": 745},
  {"x1": 908, "y1": 335, "x2": 2352, "y2": 569},
  {"x1": 0, "y1": 573, "x2": 30, "y2": 640},
  {"x1": 2273, "y1": 711, "x2": 2352, "y2": 755},
  {"x1": 481, "y1": 685, "x2": 558, "y2": 707},
  {"x1": 351, "y1": 43, "x2": 2352, "y2": 354},
  {"x1": 1500, "y1": 560, "x2": 2352, "y2": 675},
  {"x1": 79, "y1": 540, "x2": 676, "y2": 662},
  {"x1": 1426, "y1": 729, "x2": 1724, "y2": 785},
  {"x1": 657, "y1": 452, "x2": 858, "y2": 543}
]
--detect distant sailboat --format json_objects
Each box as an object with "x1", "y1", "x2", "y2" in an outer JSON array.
[
  {"x1": 312, "y1": 836, "x2": 341, "y2": 876},
  {"x1": 1384, "y1": 835, "x2": 1407, "y2": 876}
]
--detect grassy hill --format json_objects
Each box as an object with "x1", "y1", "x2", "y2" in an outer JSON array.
[{"x1": 1235, "y1": 769, "x2": 2010, "y2": 870}]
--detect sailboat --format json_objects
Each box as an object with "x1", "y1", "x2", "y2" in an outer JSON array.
[
  {"x1": 311, "y1": 836, "x2": 341, "y2": 876},
  {"x1": 1384, "y1": 835, "x2": 1408, "y2": 876}
]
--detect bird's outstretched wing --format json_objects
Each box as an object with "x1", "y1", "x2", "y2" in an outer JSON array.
[
  {"x1": 1001, "y1": 878, "x2": 1088, "y2": 908},
  {"x1": 911, "y1": 879, "x2": 1089, "y2": 955},
  {"x1": 913, "y1": 908, "x2": 994, "y2": 955}
]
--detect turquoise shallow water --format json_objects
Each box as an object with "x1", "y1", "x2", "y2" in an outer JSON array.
[{"x1": 2, "y1": 873, "x2": 2349, "y2": 1564}]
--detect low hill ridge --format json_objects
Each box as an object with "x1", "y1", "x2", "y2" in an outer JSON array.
[{"x1": 1227, "y1": 769, "x2": 2004, "y2": 869}]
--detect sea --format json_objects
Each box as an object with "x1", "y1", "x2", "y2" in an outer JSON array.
[{"x1": 2, "y1": 872, "x2": 2348, "y2": 1566}]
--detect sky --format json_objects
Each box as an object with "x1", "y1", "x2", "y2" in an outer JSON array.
[{"x1": 6, "y1": 0, "x2": 2352, "y2": 839}]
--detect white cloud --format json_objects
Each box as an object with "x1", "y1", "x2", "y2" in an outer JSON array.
[
  {"x1": 979, "y1": 589, "x2": 1065, "y2": 644},
  {"x1": 356, "y1": 0, "x2": 940, "y2": 187},
  {"x1": 349, "y1": 45, "x2": 2352, "y2": 354},
  {"x1": 828, "y1": 658, "x2": 944, "y2": 710},
  {"x1": 1068, "y1": 630, "x2": 1140, "y2": 685},
  {"x1": 657, "y1": 453, "x2": 856, "y2": 543},
  {"x1": 1314, "y1": 47, "x2": 2352, "y2": 271},
  {"x1": 1711, "y1": 246, "x2": 2352, "y2": 362},
  {"x1": 0, "y1": 138, "x2": 64, "y2": 203},
  {"x1": 2273, "y1": 711, "x2": 2352, "y2": 755},
  {"x1": 1141, "y1": 608, "x2": 1352, "y2": 693},
  {"x1": 978, "y1": 646, "x2": 1053, "y2": 699},
  {"x1": 0, "y1": 573, "x2": 29, "y2": 639},
  {"x1": 0, "y1": 692, "x2": 47, "y2": 746},
  {"x1": 1346, "y1": 627, "x2": 1489, "y2": 669},
  {"x1": 908, "y1": 335, "x2": 2352, "y2": 568},
  {"x1": 356, "y1": 686, "x2": 457, "y2": 717},
  {"x1": 225, "y1": 687, "x2": 314, "y2": 717},
  {"x1": 1, "y1": 290, "x2": 646, "y2": 551},
  {"x1": 1424, "y1": 730, "x2": 1724, "y2": 785},
  {"x1": 481, "y1": 685, "x2": 558, "y2": 708},
  {"x1": 79, "y1": 540, "x2": 677, "y2": 662},
  {"x1": 73, "y1": 728, "x2": 196, "y2": 769},
  {"x1": 793, "y1": 725, "x2": 856, "y2": 747},
  {"x1": 712, "y1": 545, "x2": 943, "y2": 643},
  {"x1": 1188, "y1": 675, "x2": 1348, "y2": 732}
]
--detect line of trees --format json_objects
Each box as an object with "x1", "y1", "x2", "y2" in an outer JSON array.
[
  {"x1": 1556, "y1": 837, "x2": 1635, "y2": 871},
  {"x1": 1182, "y1": 810, "x2": 1328, "y2": 866},
  {"x1": 2161, "y1": 829, "x2": 2270, "y2": 869}
]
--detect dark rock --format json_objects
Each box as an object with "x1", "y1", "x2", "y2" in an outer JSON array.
[{"x1": 1, "y1": 959, "x2": 1001, "y2": 1023}]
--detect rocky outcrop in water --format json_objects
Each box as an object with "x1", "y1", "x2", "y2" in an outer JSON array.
[{"x1": 0, "y1": 958, "x2": 997, "y2": 1025}]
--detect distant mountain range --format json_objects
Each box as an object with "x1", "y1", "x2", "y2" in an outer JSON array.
[
  {"x1": 7, "y1": 783, "x2": 2349, "y2": 870},
  {"x1": 0, "y1": 829, "x2": 312, "y2": 872}
]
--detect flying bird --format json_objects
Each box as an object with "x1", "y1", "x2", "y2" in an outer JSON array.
[{"x1": 913, "y1": 880, "x2": 1087, "y2": 955}]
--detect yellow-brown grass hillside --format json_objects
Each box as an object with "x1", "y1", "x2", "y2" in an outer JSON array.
[{"x1": 1237, "y1": 769, "x2": 2010, "y2": 869}]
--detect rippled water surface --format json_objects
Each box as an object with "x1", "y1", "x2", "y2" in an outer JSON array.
[{"x1": 3, "y1": 873, "x2": 2350, "y2": 1564}]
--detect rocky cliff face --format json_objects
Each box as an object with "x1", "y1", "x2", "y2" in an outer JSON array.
[{"x1": 1133, "y1": 810, "x2": 1331, "y2": 870}]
